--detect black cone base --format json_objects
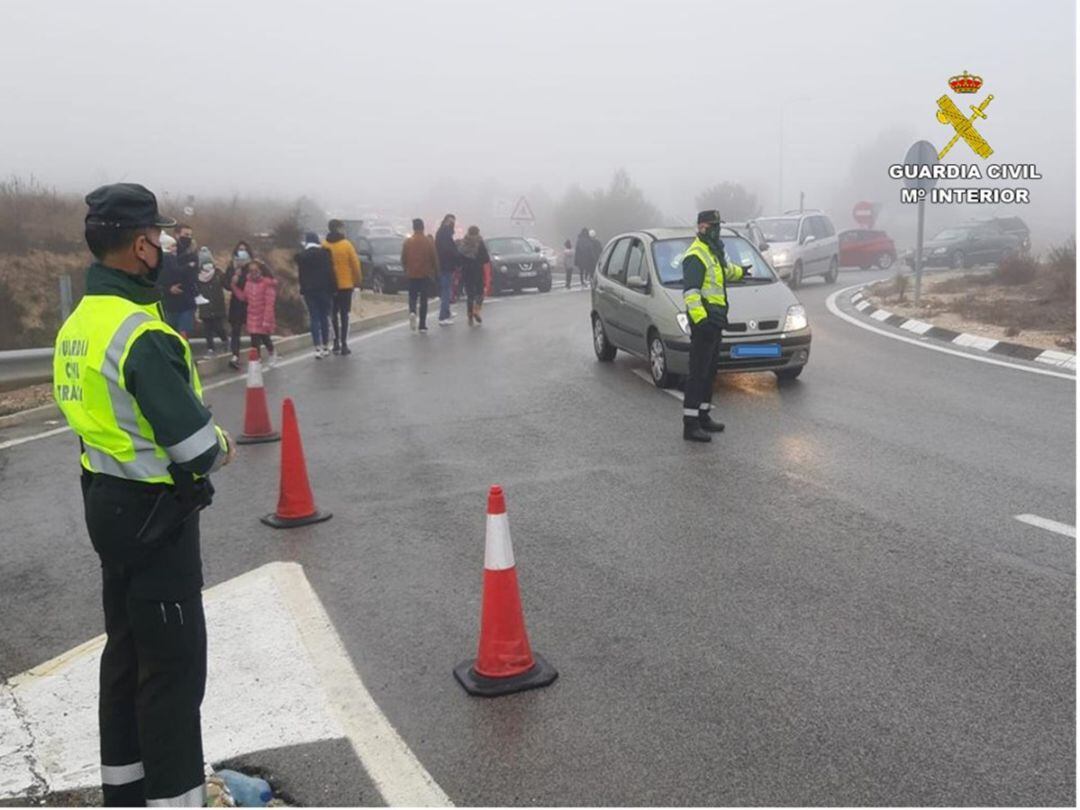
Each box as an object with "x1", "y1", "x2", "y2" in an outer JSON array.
[
  {"x1": 260, "y1": 510, "x2": 333, "y2": 529},
  {"x1": 453, "y1": 653, "x2": 558, "y2": 697},
  {"x1": 237, "y1": 431, "x2": 280, "y2": 445}
]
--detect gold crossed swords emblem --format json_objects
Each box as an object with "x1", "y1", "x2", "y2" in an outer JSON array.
[{"x1": 936, "y1": 94, "x2": 994, "y2": 159}]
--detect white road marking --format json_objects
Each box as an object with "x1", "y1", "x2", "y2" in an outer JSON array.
[
  {"x1": 900, "y1": 319, "x2": 934, "y2": 335},
  {"x1": 0, "y1": 321, "x2": 411, "y2": 452},
  {"x1": 952, "y1": 333, "x2": 999, "y2": 351},
  {"x1": 1014, "y1": 514, "x2": 1076, "y2": 539},
  {"x1": 870, "y1": 309, "x2": 892, "y2": 322},
  {"x1": 0, "y1": 562, "x2": 451, "y2": 806},
  {"x1": 630, "y1": 368, "x2": 682, "y2": 400},
  {"x1": 825, "y1": 284, "x2": 1075, "y2": 381},
  {"x1": 854, "y1": 299, "x2": 871, "y2": 311}
]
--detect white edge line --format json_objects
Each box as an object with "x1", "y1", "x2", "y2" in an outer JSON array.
[
  {"x1": 1014, "y1": 514, "x2": 1077, "y2": 539},
  {"x1": 8, "y1": 561, "x2": 453, "y2": 807},
  {"x1": 825, "y1": 284, "x2": 1076, "y2": 381},
  {"x1": 630, "y1": 367, "x2": 682, "y2": 400},
  {"x1": 0, "y1": 320, "x2": 411, "y2": 452},
  {"x1": 269, "y1": 562, "x2": 453, "y2": 807}
]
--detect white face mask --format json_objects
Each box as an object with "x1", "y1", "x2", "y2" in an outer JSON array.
[{"x1": 236, "y1": 250, "x2": 250, "y2": 262}]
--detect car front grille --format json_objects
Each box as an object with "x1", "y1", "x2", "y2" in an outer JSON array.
[{"x1": 726, "y1": 320, "x2": 780, "y2": 333}]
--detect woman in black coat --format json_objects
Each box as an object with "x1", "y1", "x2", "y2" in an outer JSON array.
[{"x1": 459, "y1": 226, "x2": 490, "y2": 326}]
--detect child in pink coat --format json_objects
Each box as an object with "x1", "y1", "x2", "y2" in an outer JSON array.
[{"x1": 233, "y1": 259, "x2": 278, "y2": 367}]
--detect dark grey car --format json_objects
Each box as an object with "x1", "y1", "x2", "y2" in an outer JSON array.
[
  {"x1": 905, "y1": 223, "x2": 1020, "y2": 269},
  {"x1": 487, "y1": 236, "x2": 553, "y2": 294},
  {"x1": 359, "y1": 235, "x2": 406, "y2": 294}
]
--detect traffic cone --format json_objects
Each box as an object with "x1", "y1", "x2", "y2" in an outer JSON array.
[
  {"x1": 236, "y1": 349, "x2": 280, "y2": 445},
  {"x1": 260, "y1": 398, "x2": 332, "y2": 529},
  {"x1": 454, "y1": 485, "x2": 557, "y2": 697}
]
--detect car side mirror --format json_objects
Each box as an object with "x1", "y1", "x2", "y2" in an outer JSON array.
[
  {"x1": 626, "y1": 276, "x2": 649, "y2": 291},
  {"x1": 802, "y1": 234, "x2": 816, "y2": 245},
  {"x1": 758, "y1": 241, "x2": 769, "y2": 252}
]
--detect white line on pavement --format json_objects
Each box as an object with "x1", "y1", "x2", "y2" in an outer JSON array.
[
  {"x1": 630, "y1": 368, "x2": 682, "y2": 400},
  {"x1": 825, "y1": 284, "x2": 1075, "y2": 381},
  {"x1": 1014, "y1": 514, "x2": 1076, "y2": 539},
  {"x1": 0, "y1": 562, "x2": 452, "y2": 805}
]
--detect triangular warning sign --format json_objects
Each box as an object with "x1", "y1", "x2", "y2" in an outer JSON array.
[{"x1": 509, "y1": 196, "x2": 535, "y2": 223}]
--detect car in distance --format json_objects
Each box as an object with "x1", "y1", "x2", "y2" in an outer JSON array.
[
  {"x1": 590, "y1": 226, "x2": 811, "y2": 386},
  {"x1": 725, "y1": 220, "x2": 770, "y2": 252},
  {"x1": 838, "y1": 228, "x2": 897, "y2": 270},
  {"x1": 756, "y1": 210, "x2": 840, "y2": 287},
  {"x1": 487, "y1": 236, "x2": 553, "y2": 294},
  {"x1": 358, "y1": 235, "x2": 405, "y2": 294},
  {"x1": 904, "y1": 223, "x2": 1020, "y2": 269},
  {"x1": 525, "y1": 237, "x2": 559, "y2": 268},
  {"x1": 978, "y1": 216, "x2": 1031, "y2": 251}
]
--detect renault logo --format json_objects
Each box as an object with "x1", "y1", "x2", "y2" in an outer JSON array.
[
  {"x1": 748, "y1": 319, "x2": 758, "y2": 331},
  {"x1": 521, "y1": 263, "x2": 532, "y2": 271}
]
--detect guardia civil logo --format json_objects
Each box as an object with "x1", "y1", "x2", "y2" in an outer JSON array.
[{"x1": 935, "y1": 71, "x2": 993, "y2": 159}]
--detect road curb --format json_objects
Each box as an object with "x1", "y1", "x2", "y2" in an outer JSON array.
[
  {"x1": 0, "y1": 306, "x2": 409, "y2": 432},
  {"x1": 847, "y1": 288, "x2": 1076, "y2": 372}
]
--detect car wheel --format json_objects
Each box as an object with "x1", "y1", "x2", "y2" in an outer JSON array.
[
  {"x1": 371, "y1": 271, "x2": 386, "y2": 295},
  {"x1": 538, "y1": 276, "x2": 552, "y2": 293},
  {"x1": 877, "y1": 253, "x2": 894, "y2": 270},
  {"x1": 790, "y1": 261, "x2": 803, "y2": 289},
  {"x1": 648, "y1": 331, "x2": 675, "y2": 388},
  {"x1": 951, "y1": 250, "x2": 966, "y2": 270},
  {"x1": 824, "y1": 257, "x2": 839, "y2": 284},
  {"x1": 774, "y1": 366, "x2": 803, "y2": 383},
  {"x1": 592, "y1": 315, "x2": 617, "y2": 362}
]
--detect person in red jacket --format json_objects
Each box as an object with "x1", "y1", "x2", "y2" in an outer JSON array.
[{"x1": 232, "y1": 259, "x2": 278, "y2": 367}]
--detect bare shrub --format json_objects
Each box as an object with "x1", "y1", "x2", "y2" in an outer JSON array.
[
  {"x1": 994, "y1": 252, "x2": 1038, "y2": 286},
  {"x1": 1047, "y1": 236, "x2": 1075, "y2": 300}
]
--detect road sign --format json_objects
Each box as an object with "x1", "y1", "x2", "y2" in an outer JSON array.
[
  {"x1": 902, "y1": 140, "x2": 939, "y2": 305},
  {"x1": 510, "y1": 196, "x2": 534, "y2": 223},
  {"x1": 852, "y1": 201, "x2": 876, "y2": 227}
]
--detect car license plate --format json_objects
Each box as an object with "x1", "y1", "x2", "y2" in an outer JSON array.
[
  {"x1": 731, "y1": 343, "x2": 781, "y2": 359},
  {"x1": 519, "y1": 270, "x2": 536, "y2": 277}
]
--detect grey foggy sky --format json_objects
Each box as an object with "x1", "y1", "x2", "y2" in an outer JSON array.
[{"x1": 1, "y1": 0, "x2": 1075, "y2": 242}]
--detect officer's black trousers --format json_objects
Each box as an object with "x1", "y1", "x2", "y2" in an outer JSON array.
[
  {"x1": 84, "y1": 473, "x2": 207, "y2": 807},
  {"x1": 683, "y1": 322, "x2": 723, "y2": 417}
]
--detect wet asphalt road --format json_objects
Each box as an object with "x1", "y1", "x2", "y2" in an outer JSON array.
[{"x1": 0, "y1": 272, "x2": 1074, "y2": 805}]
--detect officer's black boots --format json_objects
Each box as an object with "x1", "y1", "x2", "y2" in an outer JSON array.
[
  {"x1": 683, "y1": 417, "x2": 712, "y2": 442},
  {"x1": 699, "y1": 411, "x2": 725, "y2": 432}
]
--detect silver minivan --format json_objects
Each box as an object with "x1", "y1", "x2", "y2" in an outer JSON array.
[
  {"x1": 590, "y1": 227, "x2": 811, "y2": 386},
  {"x1": 756, "y1": 210, "x2": 840, "y2": 288}
]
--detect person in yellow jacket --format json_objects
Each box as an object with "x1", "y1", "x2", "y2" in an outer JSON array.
[
  {"x1": 53, "y1": 183, "x2": 235, "y2": 806},
  {"x1": 323, "y1": 219, "x2": 362, "y2": 354},
  {"x1": 682, "y1": 209, "x2": 746, "y2": 442}
]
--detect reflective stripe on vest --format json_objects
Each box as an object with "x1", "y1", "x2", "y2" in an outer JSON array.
[
  {"x1": 683, "y1": 238, "x2": 730, "y2": 311},
  {"x1": 54, "y1": 295, "x2": 204, "y2": 484}
]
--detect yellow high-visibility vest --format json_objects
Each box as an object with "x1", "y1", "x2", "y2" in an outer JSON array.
[{"x1": 683, "y1": 238, "x2": 744, "y2": 324}]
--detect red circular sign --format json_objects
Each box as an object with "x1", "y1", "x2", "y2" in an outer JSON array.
[{"x1": 852, "y1": 201, "x2": 875, "y2": 227}]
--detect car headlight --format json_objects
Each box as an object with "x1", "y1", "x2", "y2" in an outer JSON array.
[
  {"x1": 783, "y1": 304, "x2": 807, "y2": 332},
  {"x1": 498, "y1": 264, "x2": 508, "y2": 273},
  {"x1": 771, "y1": 250, "x2": 790, "y2": 265},
  {"x1": 932, "y1": 247, "x2": 947, "y2": 254},
  {"x1": 541, "y1": 261, "x2": 549, "y2": 270},
  {"x1": 676, "y1": 312, "x2": 691, "y2": 335}
]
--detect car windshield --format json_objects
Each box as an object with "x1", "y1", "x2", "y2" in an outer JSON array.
[
  {"x1": 756, "y1": 218, "x2": 799, "y2": 242},
  {"x1": 932, "y1": 228, "x2": 972, "y2": 241},
  {"x1": 652, "y1": 236, "x2": 777, "y2": 287},
  {"x1": 488, "y1": 238, "x2": 532, "y2": 255},
  {"x1": 370, "y1": 237, "x2": 403, "y2": 256}
]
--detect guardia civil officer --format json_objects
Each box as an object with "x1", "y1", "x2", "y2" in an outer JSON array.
[
  {"x1": 682, "y1": 210, "x2": 746, "y2": 442},
  {"x1": 53, "y1": 184, "x2": 235, "y2": 806}
]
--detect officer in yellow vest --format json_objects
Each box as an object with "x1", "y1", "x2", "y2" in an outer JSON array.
[
  {"x1": 53, "y1": 184, "x2": 235, "y2": 807},
  {"x1": 682, "y1": 210, "x2": 745, "y2": 442}
]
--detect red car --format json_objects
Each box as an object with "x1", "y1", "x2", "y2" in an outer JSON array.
[{"x1": 838, "y1": 229, "x2": 896, "y2": 270}]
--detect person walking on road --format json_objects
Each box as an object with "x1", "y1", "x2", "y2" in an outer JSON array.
[
  {"x1": 681, "y1": 209, "x2": 745, "y2": 442},
  {"x1": 296, "y1": 231, "x2": 335, "y2": 358},
  {"x1": 236, "y1": 258, "x2": 278, "y2": 367},
  {"x1": 562, "y1": 239, "x2": 575, "y2": 289},
  {"x1": 459, "y1": 225, "x2": 490, "y2": 325},
  {"x1": 401, "y1": 218, "x2": 437, "y2": 333},
  {"x1": 52, "y1": 183, "x2": 235, "y2": 808},
  {"x1": 574, "y1": 227, "x2": 601, "y2": 288},
  {"x1": 323, "y1": 219, "x2": 362, "y2": 355},
  {"x1": 196, "y1": 246, "x2": 227, "y2": 358},
  {"x1": 435, "y1": 213, "x2": 460, "y2": 325},
  {"x1": 224, "y1": 241, "x2": 252, "y2": 369}
]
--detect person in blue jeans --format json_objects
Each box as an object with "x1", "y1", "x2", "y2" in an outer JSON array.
[
  {"x1": 435, "y1": 213, "x2": 460, "y2": 325},
  {"x1": 295, "y1": 232, "x2": 336, "y2": 358}
]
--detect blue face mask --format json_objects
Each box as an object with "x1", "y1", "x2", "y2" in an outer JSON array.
[{"x1": 236, "y1": 250, "x2": 250, "y2": 262}]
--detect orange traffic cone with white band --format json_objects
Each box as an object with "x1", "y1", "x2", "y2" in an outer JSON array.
[
  {"x1": 454, "y1": 485, "x2": 558, "y2": 697},
  {"x1": 236, "y1": 348, "x2": 279, "y2": 444},
  {"x1": 260, "y1": 397, "x2": 332, "y2": 529}
]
